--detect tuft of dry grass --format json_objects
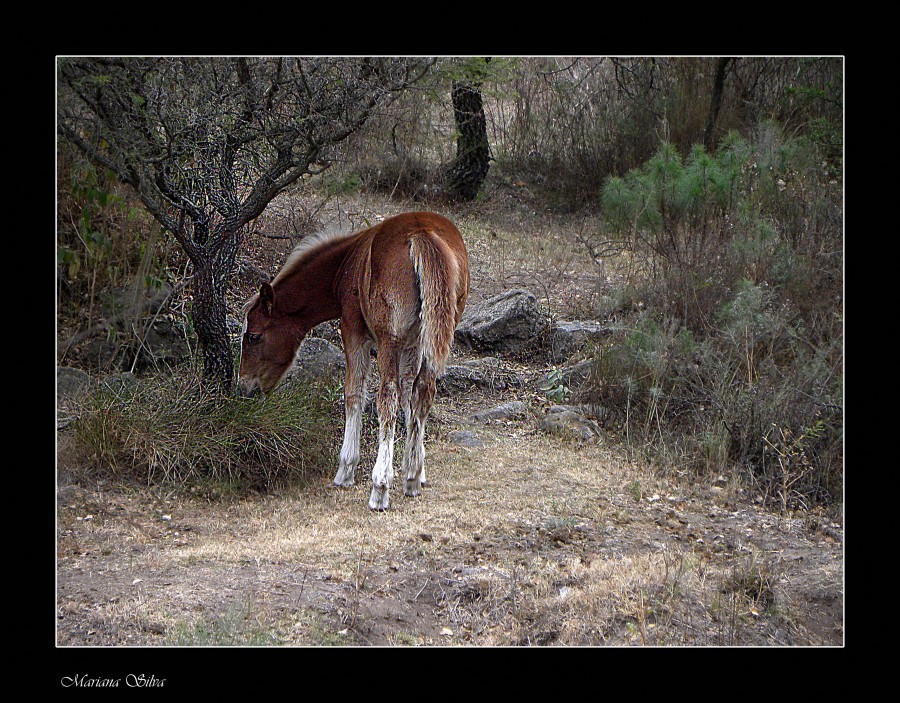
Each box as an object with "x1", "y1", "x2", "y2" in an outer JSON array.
[{"x1": 59, "y1": 373, "x2": 340, "y2": 492}]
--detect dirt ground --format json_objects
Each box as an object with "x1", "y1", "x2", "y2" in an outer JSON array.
[
  {"x1": 55, "y1": 196, "x2": 843, "y2": 651},
  {"x1": 56, "y1": 364, "x2": 843, "y2": 650}
]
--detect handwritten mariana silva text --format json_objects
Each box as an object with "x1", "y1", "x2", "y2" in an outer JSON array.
[{"x1": 61, "y1": 674, "x2": 165, "y2": 688}]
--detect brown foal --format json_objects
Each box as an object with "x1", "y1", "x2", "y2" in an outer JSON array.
[{"x1": 238, "y1": 212, "x2": 469, "y2": 510}]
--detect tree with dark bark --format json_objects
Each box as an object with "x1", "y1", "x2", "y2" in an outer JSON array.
[
  {"x1": 445, "y1": 58, "x2": 492, "y2": 201},
  {"x1": 57, "y1": 57, "x2": 433, "y2": 393},
  {"x1": 702, "y1": 57, "x2": 736, "y2": 151}
]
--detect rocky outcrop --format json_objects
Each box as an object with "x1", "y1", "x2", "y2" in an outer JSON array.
[
  {"x1": 438, "y1": 356, "x2": 523, "y2": 394},
  {"x1": 550, "y1": 320, "x2": 611, "y2": 363},
  {"x1": 60, "y1": 282, "x2": 190, "y2": 373},
  {"x1": 447, "y1": 429, "x2": 486, "y2": 448},
  {"x1": 540, "y1": 360, "x2": 595, "y2": 393},
  {"x1": 452, "y1": 288, "x2": 609, "y2": 367},
  {"x1": 538, "y1": 405, "x2": 604, "y2": 441},
  {"x1": 283, "y1": 337, "x2": 346, "y2": 385},
  {"x1": 57, "y1": 366, "x2": 92, "y2": 400},
  {"x1": 454, "y1": 289, "x2": 544, "y2": 354},
  {"x1": 467, "y1": 401, "x2": 529, "y2": 424}
]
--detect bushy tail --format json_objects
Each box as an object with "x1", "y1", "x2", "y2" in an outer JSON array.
[{"x1": 410, "y1": 233, "x2": 461, "y2": 375}]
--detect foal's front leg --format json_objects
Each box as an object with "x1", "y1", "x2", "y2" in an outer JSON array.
[{"x1": 334, "y1": 340, "x2": 372, "y2": 488}]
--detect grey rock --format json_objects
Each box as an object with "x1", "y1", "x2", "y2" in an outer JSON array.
[
  {"x1": 75, "y1": 336, "x2": 119, "y2": 370},
  {"x1": 57, "y1": 366, "x2": 92, "y2": 400},
  {"x1": 69, "y1": 318, "x2": 189, "y2": 373},
  {"x1": 468, "y1": 401, "x2": 528, "y2": 424},
  {"x1": 551, "y1": 320, "x2": 610, "y2": 362},
  {"x1": 540, "y1": 359, "x2": 595, "y2": 392},
  {"x1": 57, "y1": 366, "x2": 94, "y2": 431},
  {"x1": 447, "y1": 429, "x2": 486, "y2": 448},
  {"x1": 538, "y1": 409, "x2": 602, "y2": 441},
  {"x1": 455, "y1": 289, "x2": 545, "y2": 354},
  {"x1": 133, "y1": 321, "x2": 190, "y2": 369},
  {"x1": 438, "y1": 356, "x2": 523, "y2": 394},
  {"x1": 102, "y1": 281, "x2": 174, "y2": 317},
  {"x1": 285, "y1": 337, "x2": 346, "y2": 384},
  {"x1": 548, "y1": 403, "x2": 609, "y2": 423}
]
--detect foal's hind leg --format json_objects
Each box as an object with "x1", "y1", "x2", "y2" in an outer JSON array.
[
  {"x1": 334, "y1": 339, "x2": 372, "y2": 488},
  {"x1": 369, "y1": 344, "x2": 401, "y2": 511},
  {"x1": 402, "y1": 363, "x2": 437, "y2": 498},
  {"x1": 398, "y1": 346, "x2": 421, "y2": 432}
]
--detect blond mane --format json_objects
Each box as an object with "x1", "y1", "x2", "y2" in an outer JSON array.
[{"x1": 272, "y1": 225, "x2": 359, "y2": 285}]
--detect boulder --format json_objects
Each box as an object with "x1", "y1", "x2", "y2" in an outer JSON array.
[
  {"x1": 438, "y1": 356, "x2": 523, "y2": 394},
  {"x1": 468, "y1": 400, "x2": 528, "y2": 424},
  {"x1": 540, "y1": 359, "x2": 595, "y2": 392},
  {"x1": 284, "y1": 337, "x2": 346, "y2": 385},
  {"x1": 67, "y1": 317, "x2": 190, "y2": 372},
  {"x1": 550, "y1": 320, "x2": 610, "y2": 362},
  {"x1": 132, "y1": 321, "x2": 190, "y2": 370},
  {"x1": 538, "y1": 407, "x2": 602, "y2": 441},
  {"x1": 447, "y1": 429, "x2": 486, "y2": 448},
  {"x1": 455, "y1": 289, "x2": 544, "y2": 354},
  {"x1": 57, "y1": 366, "x2": 92, "y2": 400}
]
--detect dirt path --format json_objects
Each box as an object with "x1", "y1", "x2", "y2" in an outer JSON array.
[{"x1": 56, "y1": 367, "x2": 843, "y2": 648}]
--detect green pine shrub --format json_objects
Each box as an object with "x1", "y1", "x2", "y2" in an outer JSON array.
[{"x1": 586, "y1": 127, "x2": 842, "y2": 508}]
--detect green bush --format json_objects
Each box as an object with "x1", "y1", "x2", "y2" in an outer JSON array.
[
  {"x1": 586, "y1": 128, "x2": 842, "y2": 508},
  {"x1": 57, "y1": 148, "x2": 169, "y2": 310},
  {"x1": 60, "y1": 374, "x2": 340, "y2": 492}
]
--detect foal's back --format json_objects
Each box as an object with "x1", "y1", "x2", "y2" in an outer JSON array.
[{"x1": 336, "y1": 212, "x2": 469, "y2": 351}]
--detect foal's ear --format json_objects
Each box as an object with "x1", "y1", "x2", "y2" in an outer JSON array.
[{"x1": 260, "y1": 282, "x2": 276, "y2": 314}]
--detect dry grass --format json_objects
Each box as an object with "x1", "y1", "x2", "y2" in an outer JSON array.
[{"x1": 58, "y1": 403, "x2": 840, "y2": 646}]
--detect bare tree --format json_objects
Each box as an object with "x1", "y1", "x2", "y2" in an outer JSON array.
[{"x1": 57, "y1": 56, "x2": 434, "y2": 392}]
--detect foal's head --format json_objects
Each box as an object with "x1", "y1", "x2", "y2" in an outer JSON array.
[{"x1": 237, "y1": 282, "x2": 301, "y2": 396}]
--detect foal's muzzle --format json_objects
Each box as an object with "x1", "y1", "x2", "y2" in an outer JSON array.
[{"x1": 236, "y1": 377, "x2": 262, "y2": 399}]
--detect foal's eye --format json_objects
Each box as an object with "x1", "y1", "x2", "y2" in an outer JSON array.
[{"x1": 246, "y1": 332, "x2": 262, "y2": 344}]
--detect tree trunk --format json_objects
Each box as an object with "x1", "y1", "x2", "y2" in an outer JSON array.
[
  {"x1": 446, "y1": 78, "x2": 491, "y2": 201},
  {"x1": 703, "y1": 58, "x2": 735, "y2": 151},
  {"x1": 190, "y1": 229, "x2": 242, "y2": 394}
]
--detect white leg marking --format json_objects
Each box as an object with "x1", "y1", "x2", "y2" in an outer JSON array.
[
  {"x1": 369, "y1": 377, "x2": 399, "y2": 511},
  {"x1": 334, "y1": 403, "x2": 362, "y2": 486},
  {"x1": 334, "y1": 340, "x2": 371, "y2": 488},
  {"x1": 369, "y1": 423, "x2": 395, "y2": 510}
]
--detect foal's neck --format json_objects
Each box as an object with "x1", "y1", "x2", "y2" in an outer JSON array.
[{"x1": 275, "y1": 234, "x2": 355, "y2": 328}]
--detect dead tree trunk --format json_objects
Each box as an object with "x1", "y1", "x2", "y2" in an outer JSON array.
[{"x1": 446, "y1": 72, "x2": 491, "y2": 201}]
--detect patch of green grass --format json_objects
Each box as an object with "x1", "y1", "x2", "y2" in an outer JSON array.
[
  {"x1": 628, "y1": 480, "x2": 642, "y2": 502},
  {"x1": 166, "y1": 601, "x2": 282, "y2": 646}
]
